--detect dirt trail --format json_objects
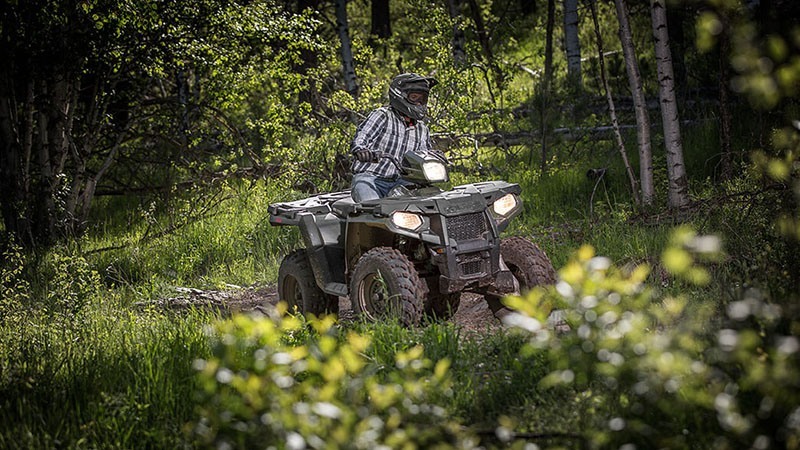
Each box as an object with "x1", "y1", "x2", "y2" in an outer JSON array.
[{"x1": 153, "y1": 285, "x2": 504, "y2": 333}]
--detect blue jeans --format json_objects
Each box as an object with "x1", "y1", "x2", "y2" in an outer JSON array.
[{"x1": 351, "y1": 173, "x2": 411, "y2": 203}]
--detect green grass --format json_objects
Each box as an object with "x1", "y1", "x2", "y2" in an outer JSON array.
[
  {"x1": 86, "y1": 180, "x2": 303, "y2": 295},
  {"x1": 0, "y1": 303, "x2": 576, "y2": 448},
  {"x1": 0, "y1": 301, "x2": 212, "y2": 449}
]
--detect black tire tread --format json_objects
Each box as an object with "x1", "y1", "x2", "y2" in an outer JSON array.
[
  {"x1": 425, "y1": 280, "x2": 461, "y2": 321},
  {"x1": 500, "y1": 236, "x2": 557, "y2": 290},
  {"x1": 278, "y1": 249, "x2": 338, "y2": 316},
  {"x1": 350, "y1": 247, "x2": 427, "y2": 326}
]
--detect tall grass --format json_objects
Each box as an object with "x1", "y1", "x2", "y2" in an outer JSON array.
[
  {"x1": 87, "y1": 180, "x2": 303, "y2": 296},
  {"x1": 0, "y1": 301, "x2": 212, "y2": 449}
]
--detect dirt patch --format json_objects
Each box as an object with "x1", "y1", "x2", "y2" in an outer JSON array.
[{"x1": 148, "y1": 285, "x2": 504, "y2": 333}]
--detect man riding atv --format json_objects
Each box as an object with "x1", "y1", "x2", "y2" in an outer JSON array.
[
  {"x1": 350, "y1": 73, "x2": 445, "y2": 203},
  {"x1": 268, "y1": 74, "x2": 557, "y2": 326}
]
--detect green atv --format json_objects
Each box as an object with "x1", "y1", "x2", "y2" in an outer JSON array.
[{"x1": 267, "y1": 151, "x2": 556, "y2": 326}]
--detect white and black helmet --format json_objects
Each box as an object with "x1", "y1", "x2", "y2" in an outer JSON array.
[{"x1": 388, "y1": 73, "x2": 438, "y2": 121}]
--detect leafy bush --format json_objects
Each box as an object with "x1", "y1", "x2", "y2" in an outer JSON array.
[
  {"x1": 43, "y1": 250, "x2": 102, "y2": 317},
  {"x1": 2, "y1": 242, "x2": 102, "y2": 319},
  {"x1": 504, "y1": 228, "x2": 800, "y2": 449},
  {"x1": 191, "y1": 306, "x2": 476, "y2": 449},
  {"x1": 0, "y1": 239, "x2": 29, "y2": 320}
]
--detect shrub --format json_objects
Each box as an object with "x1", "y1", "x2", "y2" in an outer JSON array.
[
  {"x1": 504, "y1": 228, "x2": 800, "y2": 449},
  {"x1": 42, "y1": 250, "x2": 102, "y2": 317},
  {"x1": 191, "y1": 305, "x2": 476, "y2": 449},
  {"x1": 0, "y1": 239, "x2": 29, "y2": 321}
]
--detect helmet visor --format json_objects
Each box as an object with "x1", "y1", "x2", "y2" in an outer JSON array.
[{"x1": 406, "y1": 91, "x2": 428, "y2": 105}]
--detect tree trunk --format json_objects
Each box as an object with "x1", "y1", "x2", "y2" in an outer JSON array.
[
  {"x1": 296, "y1": 0, "x2": 323, "y2": 111},
  {"x1": 590, "y1": 0, "x2": 640, "y2": 205},
  {"x1": 371, "y1": 0, "x2": 391, "y2": 40},
  {"x1": 718, "y1": 22, "x2": 733, "y2": 181},
  {"x1": 0, "y1": 61, "x2": 124, "y2": 247},
  {"x1": 563, "y1": 0, "x2": 582, "y2": 91},
  {"x1": 535, "y1": 0, "x2": 556, "y2": 173},
  {"x1": 0, "y1": 69, "x2": 28, "y2": 245},
  {"x1": 652, "y1": 0, "x2": 689, "y2": 209},
  {"x1": 34, "y1": 81, "x2": 56, "y2": 244},
  {"x1": 447, "y1": 0, "x2": 467, "y2": 66},
  {"x1": 666, "y1": 3, "x2": 687, "y2": 101},
  {"x1": 335, "y1": 0, "x2": 359, "y2": 96},
  {"x1": 615, "y1": 0, "x2": 654, "y2": 206},
  {"x1": 467, "y1": 0, "x2": 504, "y2": 88}
]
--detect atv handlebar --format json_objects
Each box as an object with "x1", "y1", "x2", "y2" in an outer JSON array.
[
  {"x1": 372, "y1": 153, "x2": 406, "y2": 174},
  {"x1": 356, "y1": 151, "x2": 447, "y2": 168}
]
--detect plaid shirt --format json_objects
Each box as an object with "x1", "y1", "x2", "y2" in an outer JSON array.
[{"x1": 350, "y1": 107, "x2": 432, "y2": 178}]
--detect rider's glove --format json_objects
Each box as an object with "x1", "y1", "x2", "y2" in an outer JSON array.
[{"x1": 354, "y1": 150, "x2": 374, "y2": 163}]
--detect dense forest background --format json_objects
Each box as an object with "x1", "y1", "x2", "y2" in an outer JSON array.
[
  {"x1": 2, "y1": 0, "x2": 797, "y2": 249},
  {"x1": 1, "y1": 0, "x2": 800, "y2": 448}
]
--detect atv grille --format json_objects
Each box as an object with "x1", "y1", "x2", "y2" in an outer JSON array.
[
  {"x1": 460, "y1": 259, "x2": 484, "y2": 276},
  {"x1": 458, "y1": 252, "x2": 486, "y2": 276},
  {"x1": 446, "y1": 212, "x2": 487, "y2": 241}
]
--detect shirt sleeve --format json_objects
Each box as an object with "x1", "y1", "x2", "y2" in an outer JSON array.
[
  {"x1": 351, "y1": 109, "x2": 388, "y2": 154},
  {"x1": 421, "y1": 124, "x2": 432, "y2": 152}
]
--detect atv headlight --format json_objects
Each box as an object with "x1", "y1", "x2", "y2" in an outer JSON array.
[
  {"x1": 422, "y1": 162, "x2": 448, "y2": 182},
  {"x1": 392, "y1": 211, "x2": 423, "y2": 230},
  {"x1": 493, "y1": 193, "x2": 518, "y2": 216}
]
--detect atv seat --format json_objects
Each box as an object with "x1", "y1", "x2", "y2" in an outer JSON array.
[{"x1": 331, "y1": 197, "x2": 358, "y2": 217}]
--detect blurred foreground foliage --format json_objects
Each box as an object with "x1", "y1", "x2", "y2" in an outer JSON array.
[
  {"x1": 191, "y1": 307, "x2": 476, "y2": 449},
  {"x1": 505, "y1": 227, "x2": 800, "y2": 449}
]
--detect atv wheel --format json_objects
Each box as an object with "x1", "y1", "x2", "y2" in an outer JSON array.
[
  {"x1": 500, "y1": 236, "x2": 556, "y2": 290},
  {"x1": 499, "y1": 237, "x2": 568, "y2": 331},
  {"x1": 278, "y1": 249, "x2": 338, "y2": 316},
  {"x1": 424, "y1": 277, "x2": 461, "y2": 321},
  {"x1": 350, "y1": 247, "x2": 426, "y2": 326},
  {"x1": 485, "y1": 237, "x2": 556, "y2": 319}
]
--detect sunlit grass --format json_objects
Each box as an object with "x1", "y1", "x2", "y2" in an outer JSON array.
[
  {"x1": 86, "y1": 180, "x2": 302, "y2": 295},
  {"x1": 0, "y1": 299, "x2": 212, "y2": 449}
]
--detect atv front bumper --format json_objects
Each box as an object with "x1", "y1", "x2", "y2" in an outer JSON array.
[
  {"x1": 430, "y1": 235, "x2": 519, "y2": 295},
  {"x1": 438, "y1": 266, "x2": 519, "y2": 294}
]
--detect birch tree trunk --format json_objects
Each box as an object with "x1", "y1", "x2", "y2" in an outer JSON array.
[
  {"x1": 563, "y1": 0, "x2": 582, "y2": 91},
  {"x1": 615, "y1": 0, "x2": 654, "y2": 205},
  {"x1": 590, "y1": 0, "x2": 640, "y2": 205},
  {"x1": 335, "y1": 0, "x2": 359, "y2": 95},
  {"x1": 652, "y1": 0, "x2": 690, "y2": 209}
]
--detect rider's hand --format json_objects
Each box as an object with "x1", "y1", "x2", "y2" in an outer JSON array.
[{"x1": 354, "y1": 150, "x2": 374, "y2": 163}]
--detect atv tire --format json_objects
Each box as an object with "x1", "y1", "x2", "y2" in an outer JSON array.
[
  {"x1": 278, "y1": 249, "x2": 338, "y2": 316},
  {"x1": 350, "y1": 247, "x2": 426, "y2": 326},
  {"x1": 500, "y1": 236, "x2": 556, "y2": 290},
  {"x1": 499, "y1": 237, "x2": 568, "y2": 331}
]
